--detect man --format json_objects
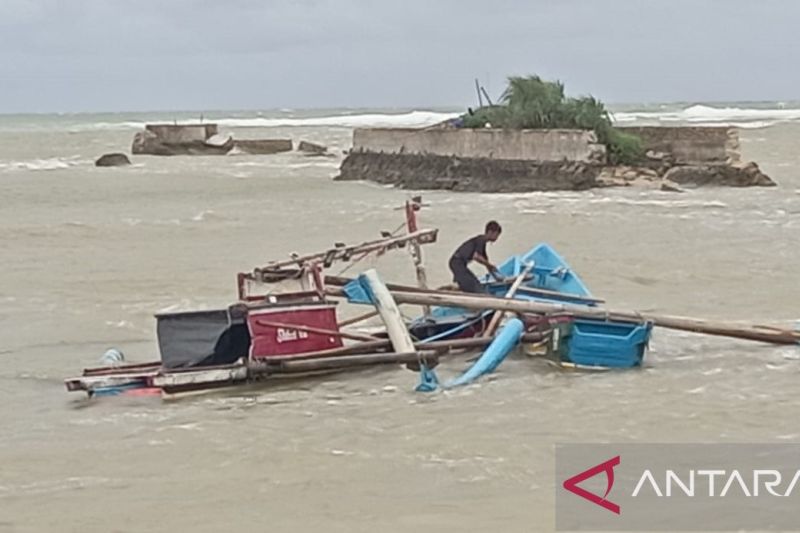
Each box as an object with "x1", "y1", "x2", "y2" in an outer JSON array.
[{"x1": 448, "y1": 221, "x2": 503, "y2": 293}]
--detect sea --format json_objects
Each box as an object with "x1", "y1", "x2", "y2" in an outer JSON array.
[{"x1": 1, "y1": 102, "x2": 799, "y2": 532}]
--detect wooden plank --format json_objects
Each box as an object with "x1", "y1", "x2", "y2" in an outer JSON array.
[
  {"x1": 151, "y1": 365, "x2": 248, "y2": 388},
  {"x1": 81, "y1": 361, "x2": 161, "y2": 376},
  {"x1": 64, "y1": 374, "x2": 155, "y2": 392}
]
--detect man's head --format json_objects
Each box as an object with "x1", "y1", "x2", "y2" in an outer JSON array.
[{"x1": 484, "y1": 220, "x2": 502, "y2": 242}]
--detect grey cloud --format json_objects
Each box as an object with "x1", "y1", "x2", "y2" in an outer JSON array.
[{"x1": 0, "y1": 0, "x2": 798, "y2": 112}]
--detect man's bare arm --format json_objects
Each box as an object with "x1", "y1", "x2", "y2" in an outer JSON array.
[{"x1": 473, "y1": 252, "x2": 502, "y2": 279}]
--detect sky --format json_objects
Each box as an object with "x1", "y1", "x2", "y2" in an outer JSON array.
[{"x1": 1, "y1": 0, "x2": 798, "y2": 113}]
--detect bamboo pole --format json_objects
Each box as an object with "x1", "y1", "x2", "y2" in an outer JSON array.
[
  {"x1": 327, "y1": 286, "x2": 800, "y2": 346},
  {"x1": 255, "y1": 229, "x2": 438, "y2": 272},
  {"x1": 338, "y1": 310, "x2": 380, "y2": 327},
  {"x1": 320, "y1": 274, "x2": 605, "y2": 305}
]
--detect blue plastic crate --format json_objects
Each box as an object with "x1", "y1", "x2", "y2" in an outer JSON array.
[{"x1": 565, "y1": 319, "x2": 652, "y2": 368}]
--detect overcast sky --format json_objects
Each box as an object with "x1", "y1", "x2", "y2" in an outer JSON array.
[{"x1": 1, "y1": 0, "x2": 797, "y2": 113}]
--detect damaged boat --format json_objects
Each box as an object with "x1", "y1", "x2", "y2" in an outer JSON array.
[{"x1": 65, "y1": 198, "x2": 659, "y2": 399}]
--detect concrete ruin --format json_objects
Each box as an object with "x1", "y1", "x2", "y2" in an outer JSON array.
[
  {"x1": 133, "y1": 124, "x2": 235, "y2": 155},
  {"x1": 131, "y1": 124, "x2": 318, "y2": 156},
  {"x1": 233, "y1": 139, "x2": 294, "y2": 155},
  {"x1": 336, "y1": 126, "x2": 775, "y2": 192},
  {"x1": 351, "y1": 128, "x2": 606, "y2": 163}
]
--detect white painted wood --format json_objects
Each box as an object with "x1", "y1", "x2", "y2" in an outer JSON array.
[
  {"x1": 361, "y1": 269, "x2": 415, "y2": 354},
  {"x1": 482, "y1": 262, "x2": 535, "y2": 338}
]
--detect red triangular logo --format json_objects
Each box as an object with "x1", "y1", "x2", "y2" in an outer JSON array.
[{"x1": 562, "y1": 455, "x2": 621, "y2": 514}]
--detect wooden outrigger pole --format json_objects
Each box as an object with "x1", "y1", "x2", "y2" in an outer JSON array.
[{"x1": 325, "y1": 285, "x2": 800, "y2": 347}]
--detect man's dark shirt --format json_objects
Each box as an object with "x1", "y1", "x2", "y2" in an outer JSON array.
[{"x1": 451, "y1": 235, "x2": 488, "y2": 264}]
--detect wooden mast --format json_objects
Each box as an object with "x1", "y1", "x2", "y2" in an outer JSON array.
[{"x1": 405, "y1": 197, "x2": 430, "y2": 315}]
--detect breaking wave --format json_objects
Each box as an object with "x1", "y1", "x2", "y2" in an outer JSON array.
[
  {"x1": 57, "y1": 110, "x2": 458, "y2": 132},
  {"x1": 613, "y1": 104, "x2": 800, "y2": 128},
  {"x1": 214, "y1": 110, "x2": 458, "y2": 128},
  {"x1": 7, "y1": 104, "x2": 800, "y2": 133}
]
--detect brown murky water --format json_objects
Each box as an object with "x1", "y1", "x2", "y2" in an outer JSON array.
[{"x1": 1, "y1": 110, "x2": 799, "y2": 532}]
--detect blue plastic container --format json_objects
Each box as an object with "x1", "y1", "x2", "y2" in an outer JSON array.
[{"x1": 564, "y1": 319, "x2": 652, "y2": 368}]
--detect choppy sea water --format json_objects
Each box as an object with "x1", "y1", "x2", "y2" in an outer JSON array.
[{"x1": 1, "y1": 104, "x2": 799, "y2": 532}]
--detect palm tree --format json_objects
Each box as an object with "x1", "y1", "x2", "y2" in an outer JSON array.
[{"x1": 462, "y1": 76, "x2": 644, "y2": 164}]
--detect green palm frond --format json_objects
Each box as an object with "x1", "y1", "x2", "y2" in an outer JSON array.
[{"x1": 462, "y1": 75, "x2": 643, "y2": 164}]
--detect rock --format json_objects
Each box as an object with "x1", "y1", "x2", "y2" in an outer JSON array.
[
  {"x1": 638, "y1": 167, "x2": 660, "y2": 179},
  {"x1": 622, "y1": 169, "x2": 640, "y2": 180},
  {"x1": 596, "y1": 176, "x2": 628, "y2": 188},
  {"x1": 610, "y1": 165, "x2": 661, "y2": 183},
  {"x1": 629, "y1": 177, "x2": 661, "y2": 189},
  {"x1": 612, "y1": 165, "x2": 630, "y2": 177},
  {"x1": 595, "y1": 168, "x2": 625, "y2": 188},
  {"x1": 646, "y1": 150, "x2": 667, "y2": 161},
  {"x1": 95, "y1": 153, "x2": 131, "y2": 167},
  {"x1": 663, "y1": 163, "x2": 776, "y2": 187},
  {"x1": 660, "y1": 179, "x2": 685, "y2": 193},
  {"x1": 297, "y1": 140, "x2": 328, "y2": 156}
]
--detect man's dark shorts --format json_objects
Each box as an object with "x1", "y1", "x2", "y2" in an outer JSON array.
[{"x1": 448, "y1": 256, "x2": 484, "y2": 293}]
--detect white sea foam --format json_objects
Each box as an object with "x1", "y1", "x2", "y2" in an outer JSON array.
[
  {"x1": 228, "y1": 171, "x2": 253, "y2": 179},
  {"x1": 69, "y1": 121, "x2": 146, "y2": 132},
  {"x1": 587, "y1": 197, "x2": 728, "y2": 209},
  {"x1": 613, "y1": 104, "x2": 800, "y2": 127},
  {"x1": 0, "y1": 156, "x2": 85, "y2": 171},
  {"x1": 25, "y1": 105, "x2": 800, "y2": 133},
  {"x1": 214, "y1": 110, "x2": 458, "y2": 128},
  {"x1": 68, "y1": 110, "x2": 458, "y2": 131},
  {"x1": 104, "y1": 320, "x2": 135, "y2": 329},
  {"x1": 191, "y1": 209, "x2": 222, "y2": 222}
]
